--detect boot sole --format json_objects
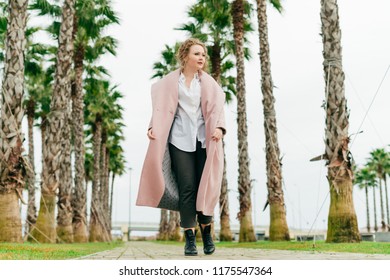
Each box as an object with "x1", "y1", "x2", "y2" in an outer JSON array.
[
  {"x1": 204, "y1": 249, "x2": 215, "y2": 255},
  {"x1": 185, "y1": 252, "x2": 198, "y2": 256}
]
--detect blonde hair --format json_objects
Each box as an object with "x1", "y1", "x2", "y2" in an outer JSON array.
[{"x1": 177, "y1": 38, "x2": 208, "y2": 71}]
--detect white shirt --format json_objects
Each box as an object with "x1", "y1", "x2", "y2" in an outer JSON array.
[{"x1": 169, "y1": 72, "x2": 206, "y2": 152}]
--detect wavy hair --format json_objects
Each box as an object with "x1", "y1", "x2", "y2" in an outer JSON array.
[{"x1": 176, "y1": 38, "x2": 208, "y2": 72}]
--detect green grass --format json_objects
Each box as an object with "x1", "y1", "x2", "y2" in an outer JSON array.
[
  {"x1": 156, "y1": 240, "x2": 390, "y2": 255},
  {"x1": 0, "y1": 241, "x2": 124, "y2": 260},
  {"x1": 221, "y1": 241, "x2": 390, "y2": 255}
]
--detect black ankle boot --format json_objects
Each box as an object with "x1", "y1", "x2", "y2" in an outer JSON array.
[
  {"x1": 199, "y1": 224, "x2": 215, "y2": 255},
  {"x1": 184, "y1": 229, "x2": 198, "y2": 256}
]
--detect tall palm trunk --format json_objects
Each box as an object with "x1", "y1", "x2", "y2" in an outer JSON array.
[
  {"x1": 100, "y1": 144, "x2": 111, "y2": 240},
  {"x1": 373, "y1": 186, "x2": 378, "y2": 231},
  {"x1": 157, "y1": 209, "x2": 169, "y2": 240},
  {"x1": 89, "y1": 117, "x2": 106, "y2": 242},
  {"x1": 384, "y1": 177, "x2": 389, "y2": 230},
  {"x1": 40, "y1": 117, "x2": 47, "y2": 166},
  {"x1": 210, "y1": 43, "x2": 222, "y2": 84},
  {"x1": 364, "y1": 183, "x2": 370, "y2": 232},
  {"x1": 0, "y1": 0, "x2": 28, "y2": 243},
  {"x1": 26, "y1": 99, "x2": 37, "y2": 239},
  {"x1": 168, "y1": 211, "x2": 181, "y2": 241},
  {"x1": 219, "y1": 141, "x2": 233, "y2": 241},
  {"x1": 320, "y1": 0, "x2": 359, "y2": 242},
  {"x1": 56, "y1": 116, "x2": 73, "y2": 243},
  {"x1": 109, "y1": 172, "x2": 115, "y2": 228},
  {"x1": 71, "y1": 19, "x2": 88, "y2": 242},
  {"x1": 256, "y1": 0, "x2": 289, "y2": 241},
  {"x1": 378, "y1": 178, "x2": 386, "y2": 230},
  {"x1": 231, "y1": 0, "x2": 256, "y2": 242},
  {"x1": 31, "y1": 0, "x2": 75, "y2": 243}
]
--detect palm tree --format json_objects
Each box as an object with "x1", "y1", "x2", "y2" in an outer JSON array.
[
  {"x1": 100, "y1": 87, "x2": 124, "y2": 240},
  {"x1": 151, "y1": 43, "x2": 181, "y2": 79},
  {"x1": 372, "y1": 174, "x2": 379, "y2": 232},
  {"x1": 85, "y1": 77, "x2": 108, "y2": 242},
  {"x1": 71, "y1": 0, "x2": 119, "y2": 243},
  {"x1": 29, "y1": 0, "x2": 72, "y2": 242},
  {"x1": 85, "y1": 72, "x2": 123, "y2": 242},
  {"x1": 255, "y1": 0, "x2": 289, "y2": 241},
  {"x1": 320, "y1": 0, "x2": 360, "y2": 242},
  {"x1": 355, "y1": 166, "x2": 377, "y2": 232},
  {"x1": 367, "y1": 148, "x2": 390, "y2": 230},
  {"x1": 231, "y1": 0, "x2": 256, "y2": 242},
  {"x1": 107, "y1": 133, "x2": 126, "y2": 229},
  {"x1": 385, "y1": 150, "x2": 390, "y2": 230},
  {"x1": 23, "y1": 29, "x2": 51, "y2": 238},
  {"x1": 0, "y1": 0, "x2": 28, "y2": 243},
  {"x1": 0, "y1": 12, "x2": 49, "y2": 239},
  {"x1": 31, "y1": 0, "x2": 75, "y2": 243}
]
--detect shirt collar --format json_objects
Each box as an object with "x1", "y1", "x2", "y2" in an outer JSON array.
[{"x1": 179, "y1": 71, "x2": 200, "y2": 82}]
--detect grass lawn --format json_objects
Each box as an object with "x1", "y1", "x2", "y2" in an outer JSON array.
[
  {"x1": 217, "y1": 240, "x2": 390, "y2": 255},
  {"x1": 0, "y1": 241, "x2": 124, "y2": 260},
  {"x1": 156, "y1": 240, "x2": 390, "y2": 255}
]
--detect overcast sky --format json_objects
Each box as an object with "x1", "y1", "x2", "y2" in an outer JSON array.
[{"x1": 65, "y1": 0, "x2": 390, "y2": 233}]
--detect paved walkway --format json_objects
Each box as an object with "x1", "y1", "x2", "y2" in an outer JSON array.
[{"x1": 77, "y1": 241, "x2": 390, "y2": 260}]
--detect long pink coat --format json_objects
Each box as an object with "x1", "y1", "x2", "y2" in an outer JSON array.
[{"x1": 136, "y1": 69, "x2": 226, "y2": 216}]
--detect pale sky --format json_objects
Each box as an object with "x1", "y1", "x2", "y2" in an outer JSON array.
[
  {"x1": 104, "y1": 0, "x2": 390, "y2": 232},
  {"x1": 24, "y1": 0, "x2": 390, "y2": 233}
]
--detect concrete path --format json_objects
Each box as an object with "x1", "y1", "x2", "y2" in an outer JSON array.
[{"x1": 77, "y1": 241, "x2": 390, "y2": 260}]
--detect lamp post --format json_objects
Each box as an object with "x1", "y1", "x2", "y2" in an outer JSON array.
[{"x1": 128, "y1": 167, "x2": 132, "y2": 241}]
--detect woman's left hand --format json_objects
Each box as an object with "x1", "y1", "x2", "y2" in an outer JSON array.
[{"x1": 211, "y1": 128, "x2": 223, "y2": 142}]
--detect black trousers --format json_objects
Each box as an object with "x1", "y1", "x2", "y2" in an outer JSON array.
[{"x1": 169, "y1": 141, "x2": 213, "y2": 228}]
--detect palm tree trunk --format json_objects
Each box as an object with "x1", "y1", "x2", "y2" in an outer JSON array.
[
  {"x1": 101, "y1": 147, "x2": 111, "y2": 240},
  {"x1": 71, "y1": 37, "x2": 88, "y2": 242},
  {"x1": 56, "y1": 116, "x2": 74, "y2": 243},
  {"x1": 256, "y1": 0, "x2": 289, "y2": 241},
  {"x1": 384, "y1": 177, "x2": 390, "y2": 230},
  {"x1": 365, "y1": 184, "x2": 370, "y2": 232},
  {"x1": 40, "y1": 117, "x2": 47, "y2": 167},
  {"x1": 0, "y1": 0, "x2": 28, "y2": 243},
  {"x1": 31, "y1": 0, "x2": 75, "y2": 243},
  {"x1": 168, "y1": 211, "x2": 181, "y2": 241},
  {"x1": 89, "y1": 117, "x2": 106, "y2": 242},
  {"x1": 26, "y1": 99, "x2": 37, "y2": 239},
  {"x1": 219, "y1": 140, "x2": 233, "y2": 241},
  {"x1": 99, "y1": 133, "x2": 111, "y2": 240},
  {"x1": 109, "y1": 172, "x2": 115, "y2": 228},
  {"x1": 373, "y1": 186, "x2": 378, "y2": 231},
  {"x1": 378, "y1": 179, "x2": 386, "y2": 230},
  {"x1": 157, "y1": 209, "x2": 169, "y2": 241},
  {"x1": 232, "y1": 0, "x2": 256, "y2": 243},
  {"x1": 320, "y1": 0, "x2": 360, "y2": 242},
  {"x1": 210, "y1": 42, "x2": 222, "y2": 85}
]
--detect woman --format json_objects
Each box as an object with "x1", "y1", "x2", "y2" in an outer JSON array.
[{"x1": 136, "y1": 38, "x2": 226, "y2": 256}]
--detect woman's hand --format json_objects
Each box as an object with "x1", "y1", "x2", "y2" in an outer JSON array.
[
  {"x1": 211, "y1": 128, "x2": 223, "y2": 142},
  {"x1": 147, "y1": 128, "x2": 156, "y2": 140}
]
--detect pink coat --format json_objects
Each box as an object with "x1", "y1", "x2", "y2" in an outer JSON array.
[{"x1": 136, "y1": 69, "x2": 226, "y2": 216}]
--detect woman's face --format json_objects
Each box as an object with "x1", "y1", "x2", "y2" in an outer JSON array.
[{"x1": 185, "y1": 44, "x2": 206, "y2": 71}]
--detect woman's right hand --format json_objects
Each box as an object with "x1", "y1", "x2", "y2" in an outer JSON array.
[{"x1": 147, "y1": 128, "x2": 156, "y2": 140}]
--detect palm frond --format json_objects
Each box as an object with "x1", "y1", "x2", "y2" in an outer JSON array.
[{"x1": 29, "y1": 0, "x2": 62, "y2": 17}]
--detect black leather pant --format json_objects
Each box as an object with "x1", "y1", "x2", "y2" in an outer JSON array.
[{"x1": 169, "y1": 141, "x2": 213, "y2": 228}]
